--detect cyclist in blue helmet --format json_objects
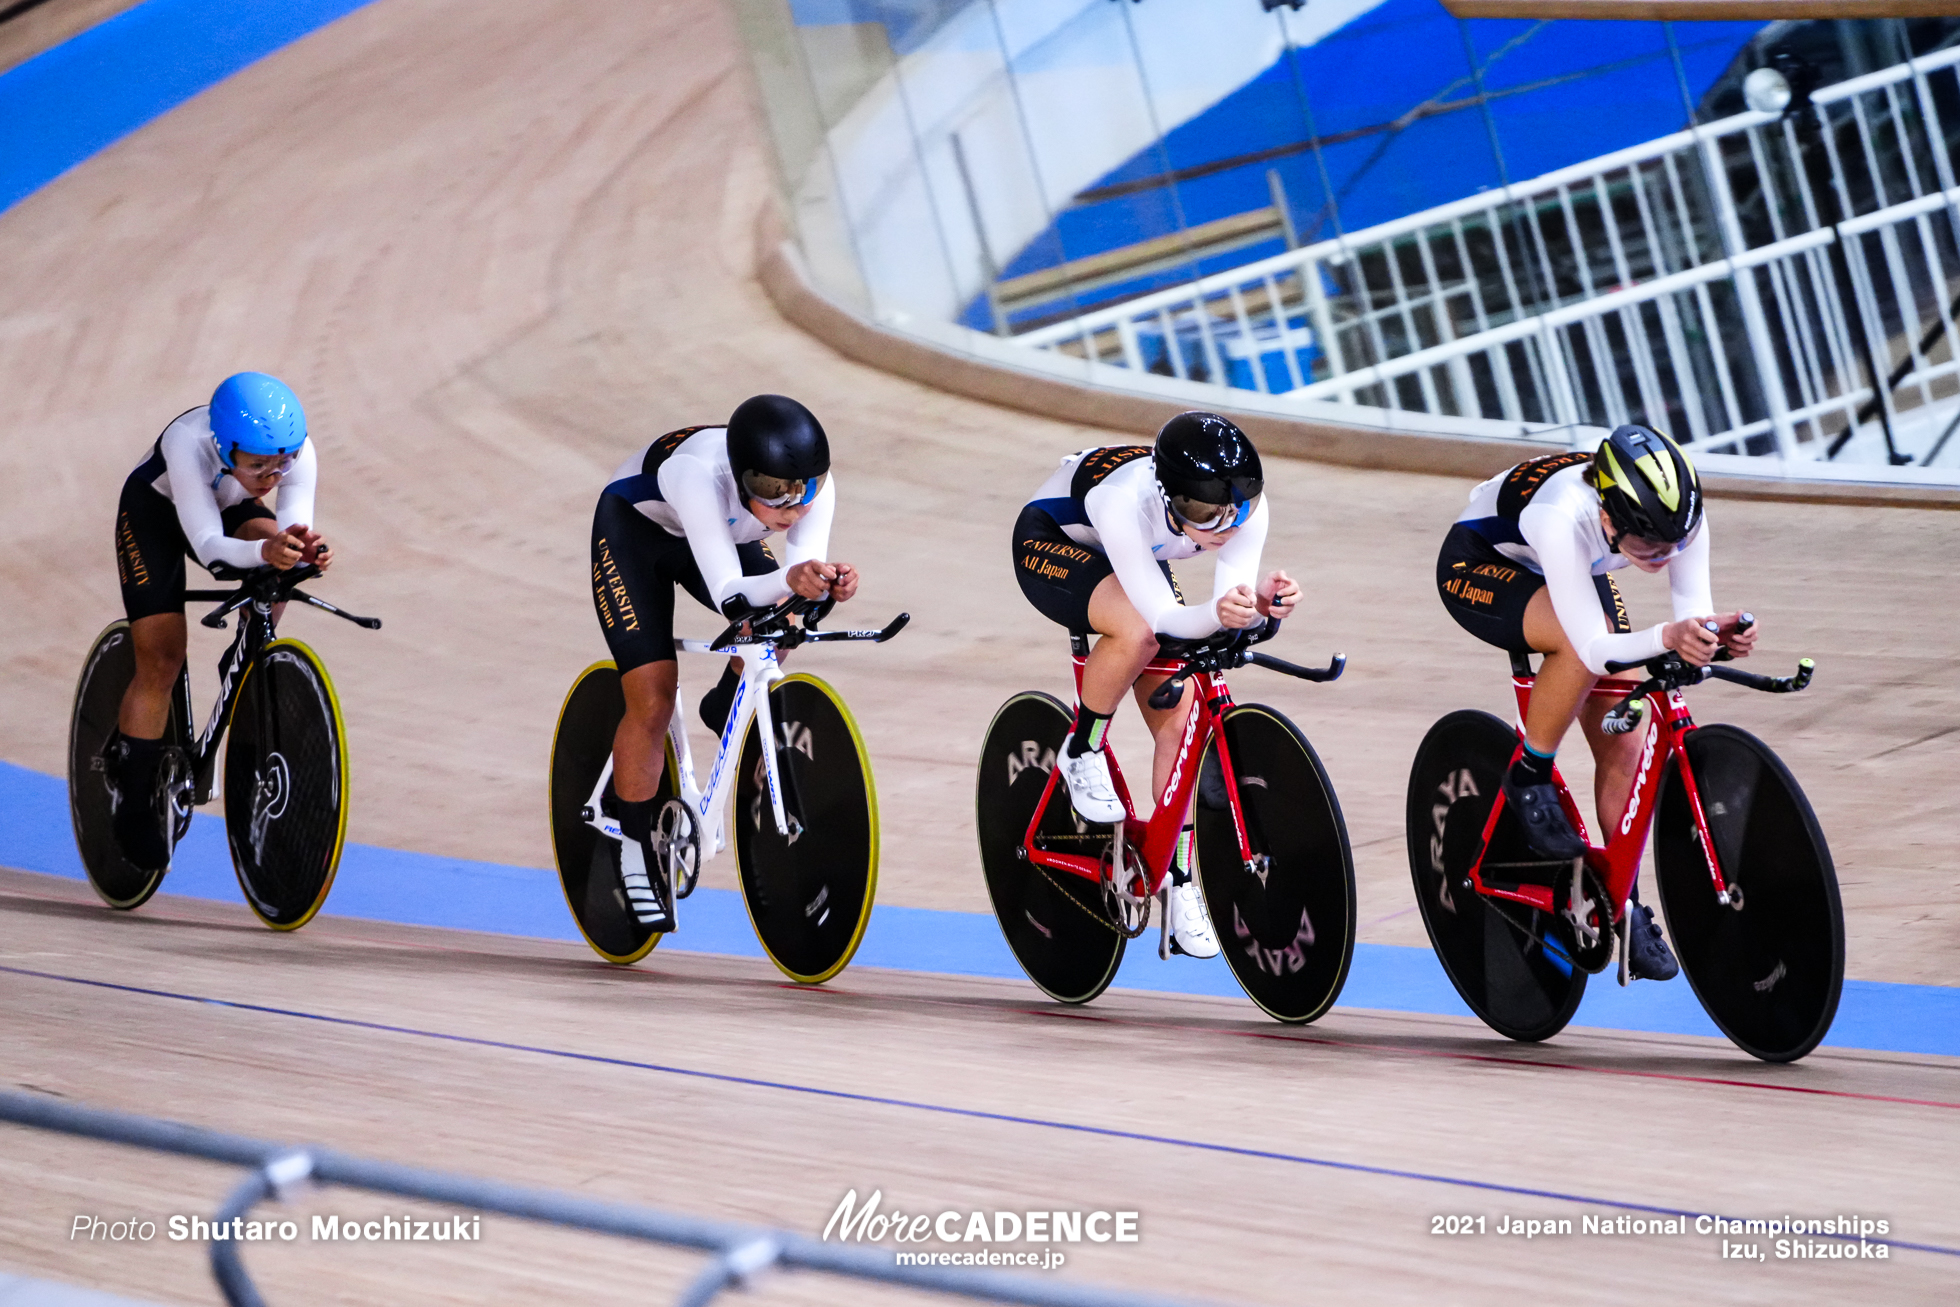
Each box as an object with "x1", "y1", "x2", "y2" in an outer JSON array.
[{"x1": 107, "y1": 372, "x2": 331, "y2": 871}]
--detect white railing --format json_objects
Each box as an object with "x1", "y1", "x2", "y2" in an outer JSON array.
[{"x1": 1012, "y1": 46, "x2": 1960, "y2": 469}]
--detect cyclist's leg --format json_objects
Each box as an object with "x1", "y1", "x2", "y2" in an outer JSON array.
[
  {"x1": 590, "y1": 494, "x2": 685, "y2": 803},
  {"x1": 118, "y1": 614, "x2": 187, "y2": 738},
  {"x1": 1012, "y1": 505, "x2": 1127, "y2": 821},
  {"x1": 113, "y1": 479, "x2": 191, "y2": 739},
  {"x1": 1440, "y1": 524, "x2": 1588, "y2": 857},
  {"x1": 110, "y1": 480, "x2": 192, "y2": 868}
]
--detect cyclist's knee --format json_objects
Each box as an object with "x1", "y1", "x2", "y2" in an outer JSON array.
[{"x1": 620, "y1": 662, "x2": 678, "y2": 726}]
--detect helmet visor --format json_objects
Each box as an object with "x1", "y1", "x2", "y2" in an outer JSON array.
[
  {"x1": 741, "y1": 468, "x2": 826, "y2": 509},
  {"x1": 1167, "y1": 490, "x2": 1257, "y2": 532}
]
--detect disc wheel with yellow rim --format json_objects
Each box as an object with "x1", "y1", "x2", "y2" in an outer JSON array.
[
  {"x1": 67, "y1": 620, "x2": 193, "y2": 911},
  {"x1": 224, "y1": 638, "x2": 349, "y2": 930},
  {"x1": 549, "y1": 661, "x2": 683, "y2": 965},
  {"x1": 734, "y1": 672, "x2": 878, "y2": 984}
]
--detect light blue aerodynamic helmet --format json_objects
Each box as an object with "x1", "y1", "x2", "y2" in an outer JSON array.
[{"x1": 209, "y1": 372, "x2": 306, "y2": 467}]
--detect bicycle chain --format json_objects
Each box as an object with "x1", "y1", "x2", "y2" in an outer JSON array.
[{"x1": 1033, "y1": 858, "x2": 1134, "y2": 938}]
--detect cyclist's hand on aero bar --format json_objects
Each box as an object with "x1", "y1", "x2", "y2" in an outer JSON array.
[
  {"x1": 1256, "y1": 569, "x2": 1299, "y2": 620},
  {"x1": 294, "y1": 526, "x2": 332, "y2": 573},
  {"x1": 1662, "y1": 616, "x2": 1722, "y2": 666},
  {"x1": 1715, "y1": 610, "x2": 1758, "y2": 658},
  {"x1": 786, "y1": 559, "x2": 856, "y2": 602},
  {"x1": 1216, "y1": 583, "x2": 1262, "y2": 630},
  {"x1": 260, "y1": 524, "x2": 308, "y2": 571}
]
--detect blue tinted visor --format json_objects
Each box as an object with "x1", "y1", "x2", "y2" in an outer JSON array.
[
  {"x1": 1168, "y1": 486, "x2": 1256, "y2": 532},
  {"x1": 741, "y1": 469, "x2": 826, "y2": 508}
]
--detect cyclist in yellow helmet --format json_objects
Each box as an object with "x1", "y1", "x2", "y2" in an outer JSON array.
[{"x1": 1435, "y1": 424, "x2": 1757, "y2": 980}]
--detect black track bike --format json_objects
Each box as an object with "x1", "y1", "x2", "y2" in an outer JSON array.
[{"x1": 67, "y1": 562, "x2": 379, "y2": 928}]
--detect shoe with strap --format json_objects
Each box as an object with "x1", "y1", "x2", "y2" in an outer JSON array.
[
  {"x1": 1500, "y1": 774, "x2": 1587, "y2": 861},
  {"x1": 1057, "y1": 739, "x2": 1125, "y2": 825},
  {"x1": 1166, "y1": 881, "x2": 1219, "y2": 958},
  {"x1": 1626, "y1": 893, "x2": 1678, "y2": 981}
]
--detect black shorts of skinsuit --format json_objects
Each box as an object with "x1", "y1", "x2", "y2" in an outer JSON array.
[
  {"x1": 590, "y1": 491, "x2": 776, "y2": 673},
  {"x1": 1436, "y1": 521, "x2": 1629, "y2": 654},
  {"x1": 1012, "y1": 503, "x2": 1182, "y2": 636},
  {"x1": 115, "y1": 475, "x2": 275, "y2": 621}
]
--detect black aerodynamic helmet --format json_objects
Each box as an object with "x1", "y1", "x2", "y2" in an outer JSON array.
[
  {"x1": 1590, "y1": 423, "x2": 1702, "y2": 545},
  {"x1": 727, "y1": 394, "x2": 830, "y2": 508},
  {"x1": 1154, "y1": 411, "x2": 1263, "y2": 531}
]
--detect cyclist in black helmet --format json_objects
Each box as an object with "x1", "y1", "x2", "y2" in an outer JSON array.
[
  {"x1": 1435, "y1": 423, "x2": 1758, "y2": 980},
  {"x1": 590, "y1": 394, "x2": 858, "y2": 930},
  {"x1": 1011, "y1": 411, "x2": 1300, "y2": 959}
]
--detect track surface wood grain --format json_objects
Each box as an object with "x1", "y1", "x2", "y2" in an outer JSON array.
[
  {"x1": 1, "y1": 1, "x2": 1957, "y2": 1301},
  {"x1": 5, "y1": 870, "x2": 1958, "y2": 1304}
]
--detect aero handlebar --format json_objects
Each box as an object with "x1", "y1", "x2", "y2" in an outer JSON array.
[
  {"x1": 1145, "y1": 619, "x2": 1345, "y2": 711},
  {"x1": 1599, "y1": 613, "x2": 1812, "y2": 734},
  {"x1": 709, "y1": 592, "x2": 908, "y2": 653},
  {"x1": 190, "y1": 562, "x2": 382, "y2": 632}
]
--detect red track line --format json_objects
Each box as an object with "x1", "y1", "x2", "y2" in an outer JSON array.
[{"x1": 1023, "y1": 1008, "x2": 1960, "y2": 1110}]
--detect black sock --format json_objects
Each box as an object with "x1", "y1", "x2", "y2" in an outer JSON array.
[
  {"x1": 1066, "y1": 704, "x2": 1112, "y2": 758},
  {"x1": 699, "y1": 662, "x2": 741, "y2": 734},
  {"x1": 1508, "y1": 743, "x2": 1555, "y2": 788},
  {"x1": 615, "y1": 795, "x2": 656, "y2": 844}
]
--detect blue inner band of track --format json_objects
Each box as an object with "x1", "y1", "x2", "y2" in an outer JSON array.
[
  {"x1": 6, "y1": 761, "x2": 1958, "y2": 1055},
  {"x1": 0, "y1": 0, "x2": 379, "y2": 216},
  {"x1": 3, "y1": 962, "x2": 1952, "y2": 1260}
]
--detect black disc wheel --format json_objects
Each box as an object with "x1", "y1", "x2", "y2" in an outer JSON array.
[
  {"x1": 1655, "y1": 724, "x2": 1843, "y2": 1062},
  {"x1": 735, "y1": 673, "x2": 878, "y2": 984},
  {"x1": 223, "y1": 639, "x2": 348, "y2": 930},
  {"x1": 68, "y1": 622, "x2": 190, "y2": 910},
  {"x1": 977, "y1": 691, "x2": 1125, "y2": 1005},
  {"x1": 1195, "y1": 704, "x2": 1355, "y2": 1024},
  {"x1": 1406, "y1": 710, "x2": 1586, "y2": 1042},
  {"x1": 550, "y1": 662, "x2": 675, "y2": 965}
]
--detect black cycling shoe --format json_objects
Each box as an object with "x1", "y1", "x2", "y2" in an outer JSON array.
[
  {"x1": 1627, "y1": 899, "x2": 1679, "y2": 981},
  {"x1": 1500, "y1": 775, "x2": 1587, "y2": 861},
  {"x1": 108, "y1": 734, "x2": 172, "y2": 873}
]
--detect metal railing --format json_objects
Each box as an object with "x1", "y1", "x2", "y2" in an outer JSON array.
[
  {"x1": 1013, "y1": 46, "x2": 1960, "y2": 469},
  {"x1": 0, "y1": 1091, "x2": 1207, "y2": 1307}
]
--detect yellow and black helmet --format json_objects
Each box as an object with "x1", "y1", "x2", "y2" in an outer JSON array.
[{"x1": 1590, "y1": 424, "x2": 1702, "y2": 544}]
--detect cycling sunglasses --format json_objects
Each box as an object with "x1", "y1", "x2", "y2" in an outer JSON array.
[
  {"x1": 1168, "y1": 490, "x2": 1258, "y2": 533},
  {"x1": 741, "y1": 469, "x2": 826, "y2": 509}
]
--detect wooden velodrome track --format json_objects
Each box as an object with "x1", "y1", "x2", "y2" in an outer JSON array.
[{"x1": 1, "y1": 2, "x2": 1957, "y2": 1302}]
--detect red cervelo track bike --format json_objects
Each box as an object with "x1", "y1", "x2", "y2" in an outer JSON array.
[
  {"x1": 978, "y1": 621, "x2": 1355, "y2": 1023},
  {"x1": 1407, "y1": 617, "x2": 1843, "y2": 1062}
]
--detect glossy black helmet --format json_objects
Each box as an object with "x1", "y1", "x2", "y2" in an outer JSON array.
[
  {"x1": 727, "y1": 394, "x2": 830, "y2": 508},
  {"x1": 1591, "y1": 424, "x2": 1702, "y2": 545},
  {"x1": 1154, "y1": 411, "x2": 1263, "y2": 531}
]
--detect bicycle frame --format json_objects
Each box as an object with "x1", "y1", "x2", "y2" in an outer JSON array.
[
  {"x1": 1465, "y1": 657, "x2": 1732, "y2": 925},
  {"x1": 1019, "y1": 637, "x2": 1259, "y2": 901},
  {"x1": 581, "y1": 638, "x2": 794, "y2": 861}
]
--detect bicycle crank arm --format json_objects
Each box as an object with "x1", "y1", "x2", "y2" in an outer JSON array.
[{"x1": 288, "y1": 588, "x2": 383, "y2": 630}]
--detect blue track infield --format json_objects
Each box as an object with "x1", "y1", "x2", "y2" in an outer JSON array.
[{"x1": 5, "y1": 761, "x2": 1956, "y2": 1057}]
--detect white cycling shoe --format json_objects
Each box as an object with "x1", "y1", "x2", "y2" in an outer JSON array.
[
  {"x1": 616, "y1": 837, "x2": 674, "y2": 932},
  {"x1": 1057, "y1": 745, "x2": 1126, "y2": 825},
  {"x1": 1166, "y1": 881, "x2": 1219, "y2": 958}
]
